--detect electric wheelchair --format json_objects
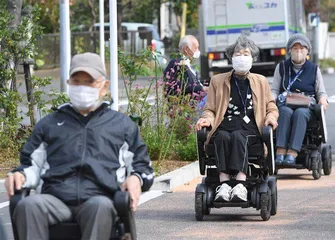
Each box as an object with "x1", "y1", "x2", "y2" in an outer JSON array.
[
  {"x1": 274, "y1": 104, "x2": 332, "y2": 179},
  {"x1": 195, "y1": 126, "x2": 277, "y2": 221},
  {"x1": 9, "y1": 189, "x2": 136, "y2": 240}
]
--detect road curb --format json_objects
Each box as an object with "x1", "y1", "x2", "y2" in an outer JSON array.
[
  {"x1": 0, "y1": 180, "x2": 5, "y2": 193},
  {"x1": 150, "y1": 161, "x2": 201, "y2": 191}
]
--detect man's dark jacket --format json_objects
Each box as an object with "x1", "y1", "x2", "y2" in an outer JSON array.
[
  {"x1": 163, "y1": 58, "x2": 203, "y2": 96},
  {"x1": 14, "y1": 102, "x2": 154, "y2": 206}
]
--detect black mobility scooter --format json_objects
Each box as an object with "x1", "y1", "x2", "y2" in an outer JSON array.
[{"x1": 195, "y1": 126, "x2": 277, "y2": 221}]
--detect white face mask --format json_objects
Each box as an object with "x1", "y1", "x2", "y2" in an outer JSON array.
[
  {"x1": 68, "y1": 82, "x2": 105, "y2": 111},
  {"x1": 193, "y1": 50, "x2": 201, "y2": 59},
  {"x1": 291, "y1": 50, "x2": 307, "y2": 64},
  {"x1": 232, "y1": 55, "x2": 253, "y2": 74}
]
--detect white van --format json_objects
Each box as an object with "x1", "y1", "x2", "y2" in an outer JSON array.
[{"x1": 94, "y1": 22, "x2": 166, "y2": 65}]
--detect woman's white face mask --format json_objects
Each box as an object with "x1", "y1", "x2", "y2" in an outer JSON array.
[
  {"x1": 68, "y1": 81, "x2": 105, "y2": 111},
  {"x1": 232, "y1": 55, "x2": 253, "y2": 74}
]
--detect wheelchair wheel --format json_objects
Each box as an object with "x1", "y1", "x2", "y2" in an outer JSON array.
[
  {"x1": 322, "y1": 145, "x2": 332, "y2": 176},
  {"x1": 260, "y1": 188, "x2": 272, "y2": 221},
  {"x1": 127, "y1": 210, "x2": 137, "y2": 240},
  {"x1": 268, "y1": 177, "x2": 277, "y2": 216},
  {"x1": 312, "y1": 155, "x2": 322, "y2": 180},
  {"x1": 195, "y1": 193, "x2": 204, "y2": 221}
]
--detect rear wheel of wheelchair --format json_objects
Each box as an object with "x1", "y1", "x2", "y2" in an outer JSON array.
[
  {"x1": 260, "y1": 188, "x2": 272, "y2": 221},
  {"x1": 322, "y1": 145, "x2": 332, "y2": 176},
  {"x1": 312, "y1": 155, "x2": 322, "y2": 180}
]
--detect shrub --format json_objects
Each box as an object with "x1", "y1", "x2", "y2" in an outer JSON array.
[
  {"x1": 175, "y1": 133, "x2": 198, "y2": 161},
  {"x1": 319, "y1": 58, "x2": 335, "y2": 69}
]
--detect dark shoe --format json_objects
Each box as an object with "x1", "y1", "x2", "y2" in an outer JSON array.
[
  {"x1": 283, "y1": 155, "x2": 296, "y2": 165},
  {"x1": 275, "y1": 154, "x2": 284, "y2": 165}
]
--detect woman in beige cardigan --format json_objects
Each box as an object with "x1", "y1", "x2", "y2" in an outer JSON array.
[{"x1": 196, "y1": 35, "x2": 278, "y2": 202}]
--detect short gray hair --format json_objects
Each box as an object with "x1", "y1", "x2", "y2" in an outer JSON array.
[
  {"x1": 178, "y1": 35, "x2": 194, "y2": 52},
  {"x1": 226, "y1": 35, "x2": 260, "y2": 61}
]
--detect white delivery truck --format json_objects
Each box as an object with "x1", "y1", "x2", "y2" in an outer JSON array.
[{"x1": 198, "y1": 0, "x2": 306, "y2": 80}]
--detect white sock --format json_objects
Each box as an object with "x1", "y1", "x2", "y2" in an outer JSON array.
[
  {"x1": 236, "y1": 172, "x2": 246, "y2": 181},
  {"x1": 219, "y1": 172, "x2": 230, "y2": 182}
]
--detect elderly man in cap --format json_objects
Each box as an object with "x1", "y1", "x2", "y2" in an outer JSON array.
[
  {"x1": 5, "y1": 52, "x2": 154, "y2": 240},
  {"x1": 271, "y1": 33, "x2": 328, "y2": 165}
]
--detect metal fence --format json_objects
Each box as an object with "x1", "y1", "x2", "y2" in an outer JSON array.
[{"x1": 36, "y1": 30, "x2": 154, "y2": 69}]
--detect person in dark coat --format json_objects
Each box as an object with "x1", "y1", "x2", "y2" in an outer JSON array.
[{"x1": 164, "y1": 35, "x2": 206, "y2": 97}]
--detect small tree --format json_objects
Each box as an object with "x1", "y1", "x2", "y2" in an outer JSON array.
[{"x1": 0, "y1": 2, "x2": 69, "y2": 173}]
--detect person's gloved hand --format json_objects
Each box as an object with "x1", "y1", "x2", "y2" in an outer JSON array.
[
  {"x1": 121, "y1": 175, "x2": 142, "y2": 211},
  {"x1": 5, "y1": 171, "x2": 26, "y2": 198}
]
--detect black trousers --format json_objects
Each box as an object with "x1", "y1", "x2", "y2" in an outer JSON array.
[{"x1": 213, "y1": 129, "x2": 260, "y2": 174}]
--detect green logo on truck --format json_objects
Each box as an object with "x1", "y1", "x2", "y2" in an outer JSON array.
[{"x1": 246, "y1": 1, "x2": 278, "y2": 9}]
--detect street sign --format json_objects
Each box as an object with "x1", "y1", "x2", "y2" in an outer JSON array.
[{"x1": 308, "y1": 13, "x2": 319, "y2": 27}]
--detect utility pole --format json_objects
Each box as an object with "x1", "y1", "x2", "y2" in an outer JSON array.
[
  {"x1": 109, "y1": 0, "x2": 118, "y2": 111},
  {"x1": 180, "y1": 2, "x2": 187, "y2": 39},
  {"x1": 60, "y1": 0, "x2": 71, "y2": 93},
  {"x1": 283, "y1": 0, "x2": 289, "y2": 44},
  {"x1": 99, "y1": 0, "x2": 105, "y2": 66},
  {"x1": 312, "y1": 0, "x2": 320, "y2": 64}
]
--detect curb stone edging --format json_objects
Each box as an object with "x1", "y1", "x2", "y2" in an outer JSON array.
[
  {"x1": 150, "y1": 161, "x2": 201, "y2": 191},
  {"x1": 0, "y1": 180, "x2": 5, "y2": 194}
]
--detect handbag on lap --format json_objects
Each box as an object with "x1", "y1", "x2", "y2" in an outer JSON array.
[{"x1": 285, "y1": 92, "x2": 311, "y2": 109}]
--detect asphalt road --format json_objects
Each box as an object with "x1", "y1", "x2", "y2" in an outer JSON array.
[
  {"x1": 0, "y1": 73, "x2": 334, "y2": 239},
  {"x1": 135, "y1": 168, "x2": 335, "y2": 240}
]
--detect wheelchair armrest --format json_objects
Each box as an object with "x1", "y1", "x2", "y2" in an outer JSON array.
[
  {"x1": 113, "y1": 191, "x2": 130, "y2": 216},
  {"x1": 313, "y1": 104, "x2": 323, "y2": 120},
  {"x1": 9, "y1": 188, "x2": 31, "y2": 220},
  {"x1": 262, "y1": 126, "x2": 275, "y2": 175},
  {"x1": 261, "y1": 126, "x2": 272, "y2": 143},
  {"x1": 197, "y1": 127, "x2": 211, "y2": 142}
]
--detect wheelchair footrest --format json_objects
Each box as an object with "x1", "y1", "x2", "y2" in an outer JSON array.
[
  {"x1": 276, "y1": 164, "x2": 306, "y2": 169},
  {"x1": 213, "y1": 201, "x2": 250, "y2": 208}
]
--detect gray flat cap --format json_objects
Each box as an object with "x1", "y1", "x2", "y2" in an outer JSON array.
[
  {"x1": 69, "y1": 52, "x2": 107, "y2": 79},
  {"x1": 287, "y1": 33, "x2": 312, "y2": 53}
]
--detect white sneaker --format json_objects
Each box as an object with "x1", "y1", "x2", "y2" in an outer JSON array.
[
  {"x1": 230, "y1": 183, "x2": 248, "y2": 202},
  {"x1": 214, "y1": 183, "x2": 232, "y2": 202}
]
